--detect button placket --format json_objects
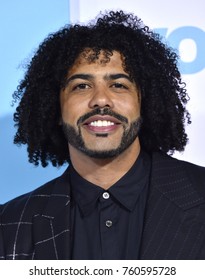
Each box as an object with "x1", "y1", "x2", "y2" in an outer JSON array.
[
  {"x1": 99, "y1": 194, "x2": 118, "y2": 258},
  {"x1": 100, "y1": 196, "x2": 116, "y2": 231},
  {"x1": 101, "y1": 192, "x2": 113, "y2": 228}
]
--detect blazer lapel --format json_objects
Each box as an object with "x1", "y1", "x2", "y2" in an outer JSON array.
[
  {"x1": 33, "y1": 169, "x2": 71, "y2": 260},
  {"x1": 140, "y1": 153, "x2": 205, "y2": 259}
]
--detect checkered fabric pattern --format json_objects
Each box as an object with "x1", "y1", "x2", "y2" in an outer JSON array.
[{"x1": 0, "y1": 171, "x2": 71, "y2": 260}]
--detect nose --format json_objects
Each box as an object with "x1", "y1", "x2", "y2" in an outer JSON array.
[{"x1": 88, "y1": 85, "x2": 114, "y2": 109}]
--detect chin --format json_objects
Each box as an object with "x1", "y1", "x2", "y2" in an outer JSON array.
[{"x1": 79, "y1": 144, "x2": 128, "y2": 159}]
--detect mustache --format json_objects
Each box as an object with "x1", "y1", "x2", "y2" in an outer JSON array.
[{"x1": 77, "y1": 107, "x2": 128, "y2": 125}]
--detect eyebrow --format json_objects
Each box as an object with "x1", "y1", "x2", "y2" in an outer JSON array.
[
  {"x1": 105, "y1": 73, "x2": 132, "y2": 82},
  {"x1": 65, "y1": 73, "x2": 133, "y2": 86},
  {"x1": 65, "y1": 74, "x2": 93, "y2": 85}
]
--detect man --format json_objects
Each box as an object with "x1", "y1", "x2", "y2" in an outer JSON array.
[{"x1": 0, "y1": 10, "x2": 205, "y2": 260}]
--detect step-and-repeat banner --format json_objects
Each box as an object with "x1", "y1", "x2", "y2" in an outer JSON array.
[{"x1": 0, "y1": 0, "x2": 204, "y2": 203}]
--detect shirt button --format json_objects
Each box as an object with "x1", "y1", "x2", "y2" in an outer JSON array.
[
  {"x1": 105, "y1": 220, "x2": 113, "y2": 228},
  {"x1": 102, "y1": 192, "x2": 110, "y2": 199}
]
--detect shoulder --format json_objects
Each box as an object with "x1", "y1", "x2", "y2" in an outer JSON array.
[
  {"x1": 0, "y1": 178, "x2": 56, "y2": 221},
  {"x1": 152, "y1": 152, "x2": 205, "y2": 176},
  {"x1": 152, "y1": 152, "x2": 205, "y2": 198},
  {"x1": 1, "y1": 166, "x2": 71, "y2": 215},
  {"x1": 0, "y1": 167, "x2": 70, "y2": 221}
]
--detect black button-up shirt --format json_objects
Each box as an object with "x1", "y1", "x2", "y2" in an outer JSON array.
[{"x1": 70, "y1": 151, "x2": 151, "y2": 259}]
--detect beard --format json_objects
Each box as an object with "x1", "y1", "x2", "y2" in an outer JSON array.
[{"x1": 62, "y1": 108, "x2": 142, "y2": 159}]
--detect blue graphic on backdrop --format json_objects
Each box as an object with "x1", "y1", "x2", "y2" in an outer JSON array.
[{"x1": 155, "y1": 26, "x2": 205, "y2": 74}]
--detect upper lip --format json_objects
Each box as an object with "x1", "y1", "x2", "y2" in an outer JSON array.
[{"x1": 83, "y1": 115, "x2": 122, "y2": 125}]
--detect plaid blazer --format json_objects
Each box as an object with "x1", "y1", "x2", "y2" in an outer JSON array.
[{"x1": 1, "y1": 152, "x2": 205, "y2": 260}]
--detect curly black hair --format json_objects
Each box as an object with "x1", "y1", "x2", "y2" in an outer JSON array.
[{"x1": 13, "y1": 10, "x2": 191, "y2": 167}]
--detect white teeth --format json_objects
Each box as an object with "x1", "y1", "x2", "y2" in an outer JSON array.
[{"x1": 90, "y1": 120, "x2": 115, "y2": 127}]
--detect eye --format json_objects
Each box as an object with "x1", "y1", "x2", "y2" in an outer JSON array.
[
  {"x1": 111, "y1": 83, "x2": 128, "y2": 89},
  {"x1": 73, "y1": 83, "x2": 91, "y2": 90}
]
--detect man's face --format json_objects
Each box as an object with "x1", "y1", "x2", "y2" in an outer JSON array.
[{"x1": 60, "y1": 50, "x2": 141, "y2": 159}]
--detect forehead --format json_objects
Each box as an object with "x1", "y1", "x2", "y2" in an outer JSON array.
[{"x1": 69, "y1": 49, "x2": 126, "y2": 73}]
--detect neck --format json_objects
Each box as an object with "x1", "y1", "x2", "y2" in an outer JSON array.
[{"x1": 68, "y1": 139, "x2": 141, "y2": 189}]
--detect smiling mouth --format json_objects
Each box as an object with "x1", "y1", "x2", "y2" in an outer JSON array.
[
  {"x1": 83, "y1": 115, "x2": 122, "y2": 134},
  {"x1": 89, "y1": 120, "x2": 115, "y2": 127}
]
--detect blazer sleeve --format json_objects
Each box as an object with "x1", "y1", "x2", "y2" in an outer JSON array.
[{"x1": 0, "y1": 205, "x2": 5, "y2": 260}]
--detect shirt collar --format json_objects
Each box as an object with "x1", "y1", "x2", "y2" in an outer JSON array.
[
  {"x1": 109, "y1": 151, "x2": 150, "y2": 211},
  {"x1": 70, "y1": 166, "x2": 103, "y2": 216},
  {"x1": 70, "y1": 150, "x2": 151, "y2": 216}
]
